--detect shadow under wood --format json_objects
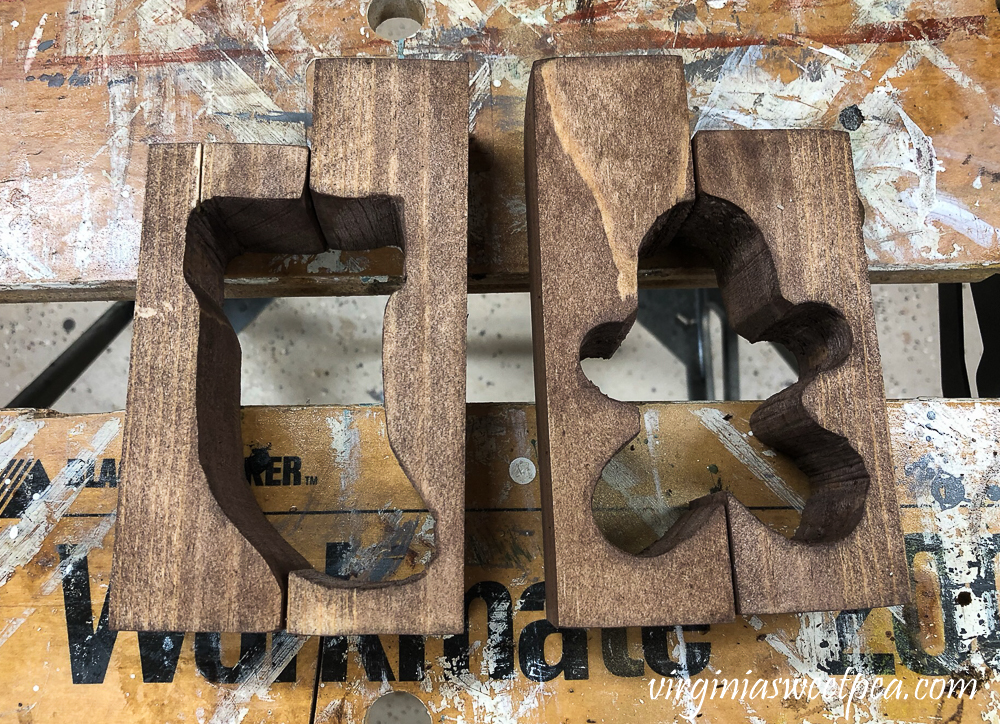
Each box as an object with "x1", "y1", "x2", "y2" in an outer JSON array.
[{"x1": 589, "y1": 194, "x2": 869, "y2": 556}]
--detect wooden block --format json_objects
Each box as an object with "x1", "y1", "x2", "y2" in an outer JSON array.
[
  {"x1": 525, "y1": 56, "x2": 736, "y2": 629},
  {"x1": 678, "y1": 129, "x2": 909, "y2": 613},
  {"x1": 200, "y1": 143, "x2": 328, "y2": 255},
  {"x1": 285, "y1": 59, "x2": 468, "y2": 635},
  {"x1": 110, "y1": 143, "x2": 324, "y2": 632}
]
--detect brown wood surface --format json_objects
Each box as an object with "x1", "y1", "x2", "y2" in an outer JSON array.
[
  {"x1": 679, "y1": 129, "x2": 910, "y2": 614},
  {"x1": 525, "y1": 56, "x2": 736, "y2": 629},
  {"x1": 110, "y1": 143, "x2": 321, "y2": 633},
  {"x1": 286, "y1": 59, "x2": 469, "y2": 636},
  {"x1": 112, "y1": 60, "x2": 469, "y2": 635}
]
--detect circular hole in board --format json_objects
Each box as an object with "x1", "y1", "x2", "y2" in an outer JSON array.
[
  {"x1": 365, "y1": 691, "x2": 432, "y2": 724},
  {"x1": 367, "y1": 0, "x2": 426, "y2": 41}
]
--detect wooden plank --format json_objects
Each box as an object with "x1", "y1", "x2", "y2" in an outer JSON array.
[
  {"x1": 678, "y1": 129, "x2": 909, "y2": 613},
  {"x1": 0, "y1": 5, "x2": 997, "y2": 300},
  {"x1": 525, "y1": 56, "x2": 734, "y2": 628},
  {"x1": 286, "y1": 58, "x2": 469, "y2": 636},
  {"x1": 0, "y1": 400, "x2": 994, "y2": 722},
  {"x1": 114, "y1": 62, "x2": 468, "y2": 635},
  {"x1": 111, "y1": 143, "x2": 325, "y2": 632}
]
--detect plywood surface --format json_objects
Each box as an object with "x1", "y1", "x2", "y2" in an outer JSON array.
[
  {"x1": 0, "y1": 400, "x2": 996, "y2": 722},
  {"x1": 0, "y1": 0, "x2": 998, "y2": 299}
]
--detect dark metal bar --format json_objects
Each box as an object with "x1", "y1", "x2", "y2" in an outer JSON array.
[
  {"x1": 7, "y1": 298, "x2": 273, "y2": 409},
  {"x1": 637, "y1": 289, "x2": 710, "y2": 400},
  {"x1": 8, "y1": 301, "x2": 136, "y2": 409},
  {"x1": 938, "y1": 283, "x2": 972, "y2": 397},
  {"x1": 695, "y1": 289, "x2": 715, "y2": 401},
  {"x1": 971, "y1": 274, "x2": 1000, "y2": 397}
]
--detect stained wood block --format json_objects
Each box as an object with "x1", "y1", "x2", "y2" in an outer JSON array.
[
  {"x1": 110, "y1": 143, "x2": 322, "y2": 632},
  {"x1": 525, "y1": 56, "x2": 736, "y2": 628},
  {"x1": 112, "y1": 60, "x2": 469, "y2": 635},
  {"x1": 678, "y1": 129, "x2": 909, "y2": 613},
  {"x1": 285, "y1": 59, "x2": 468, "y2": 635}
]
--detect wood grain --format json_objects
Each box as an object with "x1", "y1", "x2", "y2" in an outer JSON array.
[
  {"x1": 525, "y1": 56, "x2": 736, "y2": 629},
  {"x1": 678, "y1": 129, "x2": 910, "y2": 613},
  {"x1": 285, "y1": 59, "x2": 469, "y2": 636},
  {"x1": 110, "y1": 143, "x2": 322, "y2": 632},
  {"x1": 112, "y1": 61, "x2": 469, "y2": 635},
  {"x1": 2, "y1": 4, "x2": 999, "y2": 301}
]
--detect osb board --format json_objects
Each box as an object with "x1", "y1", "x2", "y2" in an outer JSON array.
[
  {"x1": 0, "y1": 400, "x2": 997, "y2": 722},
  {"x1": 0, "y1": 1, "x2": 999, "y2": 300}
]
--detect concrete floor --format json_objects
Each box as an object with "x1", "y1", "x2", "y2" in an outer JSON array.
[{"x1": 0, "y1": 284, "x2": 983, "y2": 413}]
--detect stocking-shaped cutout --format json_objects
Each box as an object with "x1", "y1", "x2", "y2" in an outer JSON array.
[{"x1": 110, "y1": 58, "x2": 468, "y2": 634}]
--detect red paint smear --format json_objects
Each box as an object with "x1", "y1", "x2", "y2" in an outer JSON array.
[
  {"x1": 11, "y1": 14, "x2": 990, "y2": 77},
  {"x1": 553, "y1": 13, "x2": 988, "y2": 47}
]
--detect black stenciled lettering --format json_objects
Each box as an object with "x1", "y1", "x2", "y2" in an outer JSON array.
[
  {"x1": 601, "y1": 628, "x2": 644, "y2": 677},
  {"x1": 641, "y1": 626, "x2": 710, "y2": 678},
  {"x1": 517, "y1": 582, "x2": 588, "y2": 682},
  {"x1": 58, "y1": 543, "x2": 117, "y2": 684},
  {"x1": 443, "y1": 581, "x2": 514, "y2": 680},
  {"x1": 282, "y1": 456, "x2": 302, "y2": 486}
]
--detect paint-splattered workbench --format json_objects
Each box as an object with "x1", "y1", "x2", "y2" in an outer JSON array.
[
  {"x1": 0, "y1": 0, "x2": 998, "y2": 297},
  {"x1": 0, "y1": 402, "x2": 997, "y2": 721},
  {"x1": 0, "y1": 0, "x2": 999, "y2": 720}
]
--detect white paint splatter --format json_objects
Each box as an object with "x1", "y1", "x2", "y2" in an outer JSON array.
[
  {"x1": 327, "y1": 410, "x2": 361, "y2": 492},
  {"x1": 764, "y1": 624, "x2": 849, "y2": 718},
  {"x1": 691, "y1": 408, "x2": 805, "y2": 511},
  {"x1": 135, "y1": 0, "x2": 304, "y2": 145},
  {"x1": 601, "y1": 451, "x2": 682, "y2": 538},
  {"x1": 912, "y1": 42, "x2": 1000, "y2": 127},
  {"x1": 0, "y1": 608, "x2": 35, "y2": 647},
  {"x1": 900, "y1": 400, "x2": 1000, "y2": 673},
  {"x1": 927, "y1": 193, "x2": 999, "y2": 249},
  {"x1": 642, "y1": 408, "x2": 664, "y2": 500},
  {"x1": 63, "y1": 0, "x2": 125, "y2": 58},
  {"x1": 0, "y1": 415, "x2": 45, "y2": 472},
  {"x1": 208, "y1": 633, "x2": 308, "y2": 724},
  {"x1": 687, "y1": 42, "x2": 998, "y2": 264},
  {"x1": 437, "y1": 0, "x2": 487, "y2": 25},
  {"x1": 23, "y1": 13, "x2": 47, "y2": 74},
  {"x1": 853, "y1": 0, "x2": 917, "y2": 25},
  {"x1": 0, "y1": 418, "x2": 121, "y2": 587},
  {"x1": 429, "y1": 663, "x2": 551, "y2": 724},
  {"x1": 305, "y1": 250, "x2": 350, "y2": 274},
  {"x1": 40, "y1": 511, "x2": 116, "y2": 596},
  {"x1": 692, "y1": 44, "x2": 874, "y2": 132}
]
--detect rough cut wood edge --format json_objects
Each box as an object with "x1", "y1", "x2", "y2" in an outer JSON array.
[
  {"x1": 110, "y1": 143, "x2": 328, "y2": 633},
  {"x1": 678, "y1": 129, "x2": 910, "y2": 614},
  {"x1": 526, "y1": 55, "x2": 736, "y2": 629},
  {"x1": 286, "y1": 58, "x2": 468, "y2": 636}
]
